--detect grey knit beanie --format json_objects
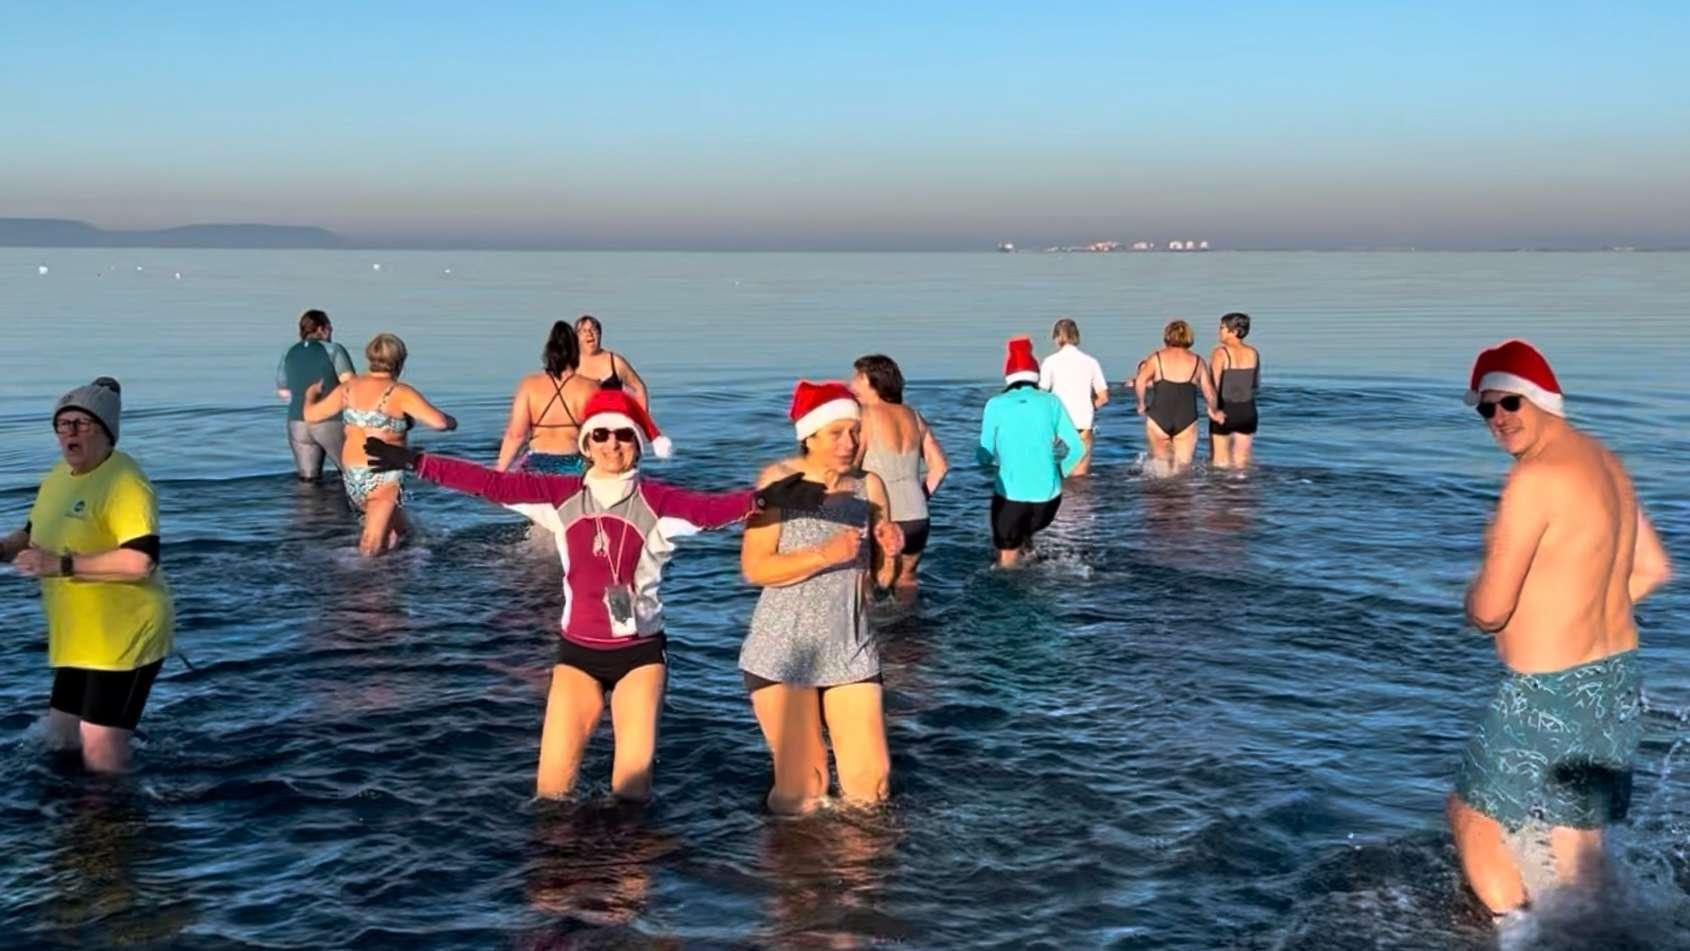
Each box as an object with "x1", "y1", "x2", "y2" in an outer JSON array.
[{"x1": 54, "y1": 377, "x2": 122, "y2": 444}]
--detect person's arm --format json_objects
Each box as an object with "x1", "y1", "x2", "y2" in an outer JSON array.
[
  {"x1": 1197, "y1": 358, "x2": 1224, "y2": 423},
  {"x1": 397, "y1": 386, "x2": 456, "y2": 432},
  {"x1": 1053, "y1": 400, "x2": 1085, "y2": 478},
  {"x1": 413, "y1": 451, "x2": 579, "y2": 506},
  {"x1": 853, "y1": 411, "x2": 872, "y2": 469},
  {"x1": 14, "y1": 473, "x2": 161, "y2": 582},
  {"x1": 642, "y1": 480, "x2": 760, "y2": 531},
  {"x1": 495, "y1": 382, "x2": 531, "y2": 472},
  {"x1": 920, "y1": 416, "x2": 949, "y2": 497},
  {"x1": 740, "y1": 465, "x2": 860, "y2": 587},
  {"x1": 300, "y1": 380, "x2": 342, "y2": 423},
  {"x1": 276, "y1": 353, "x2": 291, "y2": 402},
  {"x1": 1629, "y1": 507, "x2": 1672, "y2": 603},
  {"x1": 975, "y1": 401, "x2": 999, "y2": 468},
  {"x1": 1133, "y1": 359, "x2": 1155, "y2": 414},
  {"x1": 1091, "y1": 358, "x2": 1110, "y2": 409},
  {"x1": 0, "y1": 523, "x2": 31, "y2": 563},
  {"x1": 1465, "y1": 466, "x2": 1550, "y2": 632},
  {"x1": 1038, "y1": 357, "x2": 1054, "y2": 391},
  {"x1": 863, "y1": 471, "x2": 902, "y2": 589},
  {"x1": 616, "y1": 356, "x2": 650, "y2": 410},
  {"x1": 331, "y1": 344, "x2": 355, "y2": 384}
]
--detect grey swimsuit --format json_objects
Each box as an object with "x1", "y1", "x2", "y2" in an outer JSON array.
[{"x1": 740, "y1": 482, "x2": 879, "y2": 687}]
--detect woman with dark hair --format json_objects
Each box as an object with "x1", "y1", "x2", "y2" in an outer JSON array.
[
  {"x1": 849, "y1": 354, "x2": 947, "y2": 595},
  {"x1": 740, "y1": 381, "x2": 903, "y2": 814},
  {"x1": 1132, "y1": 320, "x2": 1223, "y2": 473},
  {"x1": 496, "y1": 321, "x2": 602, "y2": 474},
  {"x1": 575, "y1": 315, "x2": 649, "y2": 409},
  {"x1": 1208, "y1": 312, "x2": 1260, "y2": 469}
]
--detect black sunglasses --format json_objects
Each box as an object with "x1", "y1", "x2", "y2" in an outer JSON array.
[
  {"x1": 589, "y1": 427, "x2": 639, "y2": 445},
  {"x1": 1475, "y1": 395, "x2": 1523, "y2": 419}
]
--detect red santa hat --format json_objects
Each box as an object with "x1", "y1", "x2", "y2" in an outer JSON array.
[
  {"x1": 1463, "y1": 339, "x2": 1564, "y2": 417},
  {"x1": 577, "y1": 389, "x2": 672, "y2": 458},
  {"x1": 1004, "y1": 335, "x2": 1039, "y2": 385},
  {"x1": 789, "y1": 380, "x2": 860, "y2": 440}
]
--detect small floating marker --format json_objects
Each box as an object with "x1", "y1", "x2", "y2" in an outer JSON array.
[
  {"x1": 443, "y1": 268, "x2": 451, "y2": 275},
  {"x1": 38, "y1": 265, "x2": 48, "y2": 275},
  {"x1": 136, "y1": 265, "x2": 144, "y2": 271},
  {"x1": 372, "y1": 263, "x2": 382, "y2": 271},
  {"x1": 174, "y1": 272, "x2": 182, "y2": 280}
]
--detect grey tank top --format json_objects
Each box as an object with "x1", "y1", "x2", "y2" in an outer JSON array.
[
  {"x1": 1217, "y1": 352, "x2": 1260, "y2": 406},
  {"x1": 740, "y1": 482, "x2": 878, "y2": 687},
  {"x1": 862, "y1": 437, "x2": 927, "y2": 522}
]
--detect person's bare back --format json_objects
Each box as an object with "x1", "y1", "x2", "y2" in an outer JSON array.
[{"x1": 1482, "y1": 430, "x2": 1640, "y2": 673}]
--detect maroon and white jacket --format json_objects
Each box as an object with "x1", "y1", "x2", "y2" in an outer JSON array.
[{"x1": 414, "y1": 454, "x2": 758, "y2": 649}]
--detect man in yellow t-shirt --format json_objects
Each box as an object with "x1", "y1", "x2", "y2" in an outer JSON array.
[{"x1": 2, "y1": 377, "x2": 173, "y2": 774}]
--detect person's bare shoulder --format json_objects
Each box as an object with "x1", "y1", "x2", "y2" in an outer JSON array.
[{"x1": 756, "y1": 460, "x2": 799, "y2": 488}]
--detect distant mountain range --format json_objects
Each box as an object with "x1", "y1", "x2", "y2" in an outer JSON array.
[{"x1": 0, "y1": 218, "x2": 341, "y2": 249}]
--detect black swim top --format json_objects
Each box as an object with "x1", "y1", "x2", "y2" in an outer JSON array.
[
  {"x1": 1215, "y1": 349, "x2": 1260, "y2": 409},
  {"x1": 1146, "y1": 353, "x2": 1202, "y2": 437},
  {"x1": 599, "y1": 351, "x2": 624, "y2": 391},
  {"x1": 532, "y1": 373, "x2": 581, "y2": 429}
]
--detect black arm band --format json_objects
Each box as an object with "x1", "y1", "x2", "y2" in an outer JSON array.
[{"x1": 119, "y1": 535, "x2": 162, "y2": 565}]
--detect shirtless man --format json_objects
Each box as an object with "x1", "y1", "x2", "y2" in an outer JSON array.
[{"x1": 1447, "y1": 340, "x2": 1672, "y2": 916}]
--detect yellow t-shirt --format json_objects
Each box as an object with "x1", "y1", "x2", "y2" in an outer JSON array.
[{"x1": 27, "y1": 450, "x2": 174, "y2": 670}]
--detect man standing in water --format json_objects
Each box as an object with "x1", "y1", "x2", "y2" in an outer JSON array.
[
  {"x1": 276, "y1": 309, "x2": 355, "y2": 484},
  {"x1": 1448, "y1": 340, "x2": 1671, "y2": 916},
  {"x1": 978, "y1": 336, "x2": 1084, "y2": 568}
]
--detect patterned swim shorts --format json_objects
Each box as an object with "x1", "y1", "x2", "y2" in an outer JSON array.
[
  {"x1": 1455, "y1": 651, "x2": 1642, "y2": 830},
  {"x1": 342, "y1": 466, "x2": 406, "y2": 513}
]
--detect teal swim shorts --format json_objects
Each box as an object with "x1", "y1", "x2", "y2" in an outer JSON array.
[{"x1": 1455, "y1": 650, "x2": 1642, "y2": 830}]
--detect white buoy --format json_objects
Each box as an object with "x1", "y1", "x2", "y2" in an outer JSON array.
[
  {"x1": 174, "y1": 272, "x2": 182, "y2": 280},
  {"x1": 136, "y1": 265, "x2": 143, "y2": 271},
  {"x1": 443, "y1": 268, "x2": 451, "y2": 275},
  {"x1": 38, "y1": 265, "x2": 48, "y2": 275},
  {"x1": 372, "y1": 263, "x2": 382, "y2": 271}
]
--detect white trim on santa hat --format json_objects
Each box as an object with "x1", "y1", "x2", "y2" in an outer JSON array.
[
  {"x1": 1465, "y1": 371, "x2": 1565, "y2": 417},
  {"x1": 1005, "y1": 370, "x2": 1040, "y2": 385},
  {"x1": 795, "y1": 398, "x2": 860, "y2": 440},
  {"x1": 579, "y1": 410, "x2": 673, "y2": 458}
]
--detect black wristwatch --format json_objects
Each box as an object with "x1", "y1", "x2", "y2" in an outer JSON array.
[{"x1": 60, "y1": 553, "x2": 74, "y2": 578}]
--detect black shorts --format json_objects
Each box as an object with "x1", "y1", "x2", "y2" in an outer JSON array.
[
  {"x1": 556, "y1": 634, "x2": 667, "y2": 693},
  {"x1": 1210, "y1": 401, "x2": 1258, "y2": 436},
  {"x1": 990, "y1": 495, "x2": 1061, "y2": 551},
  {"x1": 50, "y1": 660, "x2": 164, "y2": 731},
  {"x1": 897, "y1": 518, "x2": 931, "y2": 557}
]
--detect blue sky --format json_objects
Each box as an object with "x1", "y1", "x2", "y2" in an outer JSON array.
[{"x1": 4, "y1": 2, "x2": 1688, "y2": 248}]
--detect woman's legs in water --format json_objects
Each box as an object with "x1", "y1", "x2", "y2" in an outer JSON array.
[
  {"x1": 1171, "y1": 426, "x2": 1198, "y2": 469},
  {"x1": 1448, "y1": 794, "x2": 1527, "y2": 914},
  {"x1": 746, "y1": 675, "x2": 828, "y2": 814},
  {"x1": 44, "y1": 708, "x2": 80, "y2": 750},
  {"x1": 1211, "y1": 432, "x2": 1234, "y2": 468},
  {"x1": 80, "y1": 722, "x2": 134, "y2": 773},
  {"x1": 536, "y1": 664, "x2": 606, "y2": 798},
  {"x1": 1231, "y1": 433, "x2": 1254, "y2": 468},
  {"x1": 359, "y1": 482, "x2": 403, "y2": 556},
  {"x1": 606, "y1": 663, "x2": 666, "y2": 802},
  {"x1": 821, "y1": 681, "x2": 890, "y2": 805},
  {"x1": 1143, "y1": 420, "x2": 1174, "y2": 467},
  {"x1": 893, "y1": 552, "x2": 922, "y2": 598},
  {"x1": 1071, "y1": 429, "x2": 1095, "y2": 476}
]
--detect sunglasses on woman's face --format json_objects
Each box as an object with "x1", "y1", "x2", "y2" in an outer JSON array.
[
  {"x1": 1475, "y1": 395, "x2": 1523, "y2": 419},
  {"x1": 589, "y1": 427, "x2": 639, "y2": 445}
]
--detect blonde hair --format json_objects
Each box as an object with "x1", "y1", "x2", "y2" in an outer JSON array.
[
  {"x1": 1163, "y1": 320, "x2": 1193, "y2": 349},
  {"x1": 1051, "y1": 318, "x2": 1080, "y2": 346},
  {"x1": 365, "y1": 333, "x2": 408, "y2": 375}
]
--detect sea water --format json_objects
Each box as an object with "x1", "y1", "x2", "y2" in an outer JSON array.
[{"x1": 1, "y1": 250, "x2": 1686, "y2": 948}]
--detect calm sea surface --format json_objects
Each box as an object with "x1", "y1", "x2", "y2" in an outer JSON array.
[{"x1": 1, "y1": 250, "x2": 1686, "y2": 949}]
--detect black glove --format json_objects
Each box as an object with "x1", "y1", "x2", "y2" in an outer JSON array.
[
  {"x1": 754, "y1": 473, "x2": 827, "y2": 512},
  {"x1": 364, "y1": 437, "x2": 422, "y2": 473}
]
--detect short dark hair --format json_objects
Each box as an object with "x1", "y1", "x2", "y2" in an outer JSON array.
[
  {"x1": 852, "y1": 354, "x2": 904, "y2": 404},
  {"x1": 544, "y1": 320, "x2": 579, "y2": 376},
  {"x1": 299, "y1": 309, "x2": 330, "y2": 340},
  {"x1": 575, "y1": 314, "x2": 603, "y2": 335},
  {"x1": 1220, "y1": 312, "x2": 1251, "y2": 339}
]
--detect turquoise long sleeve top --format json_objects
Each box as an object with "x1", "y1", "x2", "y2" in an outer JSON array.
[{"x1": 976, "y1": 384, "x2": 1084, "y2": 502}]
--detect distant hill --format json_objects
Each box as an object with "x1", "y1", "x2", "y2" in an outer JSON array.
[{"x1": 0, "y1": 218, "x2": 342, "y2": 249}]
